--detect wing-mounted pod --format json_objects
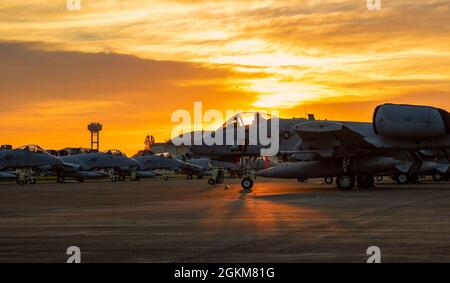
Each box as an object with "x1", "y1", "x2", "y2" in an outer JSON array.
[{"x1": 373, "y1": 104, "x2": 450, "y2": 139}]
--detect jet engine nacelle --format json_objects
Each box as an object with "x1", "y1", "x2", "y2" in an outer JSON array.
[{"x1": 373, "y1": 104, "x2": 450, "y2": 139}]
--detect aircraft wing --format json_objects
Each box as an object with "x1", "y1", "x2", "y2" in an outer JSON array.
[
  {"x1": 185, "y1": 162, "x2": 204, "y2": 171},
  {"x1": 291, "y1": 121, "x2": 374, "y2": 157},
  {"x1": 0, "y1": 171, "x2": 16, "y2": 179}
]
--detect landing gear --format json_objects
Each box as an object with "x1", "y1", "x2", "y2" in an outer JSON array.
[
  {"x1": 163, "y1": 176, "x2": 169, "y2": 181},
  {"x1": 209, "y1": 168, "x2": 225, "y2": 186},
  {"x1": 76, "y1": 177, "x2": 84, "y2": 183},
  {"x1": 16, "y1": 170, "x2": 36, "y2": 186},
  {"x1": 433, "y1": 172, "x2": 444, "y2": 182},
  {"x1": 118, "y1": 175, "x2": 126, "y2": 182},
  {"x1": 357, "y1": 175, "x2": 374, "y2": 189},
  {"x1": 186, "y1": 173, "x2": 193, "y2": 180},
  {"x1": 376, "y1": 176, "x2": 384, "y2": 182},
  {"x1": 108, "y1": 169, "x2": 118, "y2": 182},
  {"x1": 395, "y1": 173, "x2": 409, "y2": 185},
  {"x1": 241, "y1": 177, "x2": 254, "y2": 191},
  {"x1": 324, "y1": 177, "x2": 333, "y2": 185},
  {"x1": 336, "y1": 175, "x2": 355, "y2": 191}
]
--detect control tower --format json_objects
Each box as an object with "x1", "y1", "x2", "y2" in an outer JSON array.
[{"x1": 87, "y1": 123, "x2": 102, "y2": 151}]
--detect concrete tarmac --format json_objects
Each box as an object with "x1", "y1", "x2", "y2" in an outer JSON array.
[{"x1": 0, "y1": 178, "x2": 449, "y2": 262}]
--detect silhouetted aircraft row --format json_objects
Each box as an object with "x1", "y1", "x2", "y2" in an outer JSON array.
[{"x1": 1, "y1": 104, "x2": 450, "y2": 190}]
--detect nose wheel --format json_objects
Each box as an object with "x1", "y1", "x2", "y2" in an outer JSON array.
[
  {"x1": 241, "y1": 177, "x2": 254, "y2": 191},
  {"x1": 336, "y1": 175, "x2": 355, "y2": 191},
  {"x1": 324, "y1": 177, "x2": 334, "y2": 185},
  {"x1": 395, "y1": 173, "x2": 409, "y2": 185}
]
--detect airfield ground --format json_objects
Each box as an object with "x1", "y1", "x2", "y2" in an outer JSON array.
[{"x1": 0, "y1": 178, "x2": 449, "y2": 262}]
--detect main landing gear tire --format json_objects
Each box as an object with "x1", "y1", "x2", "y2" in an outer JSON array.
[
  {"x1": 241, "y1": 177, "x2": 254, "y2": 191},
  {"x1": 357, "y1": 175, "x2": 374, "y2": 189},
  {"x1": 396, "y1": 173, "x2": 409, "y2": 185},
  {"x1": 208, "y1": 178, "x2": 215, "y2": 185},
  {"x1": 324, "y1": 177, "x2": 333, "y2": 185},
  {"x1": 57, "y1": 176, "x2": 65, "y2": 184},
  {"x1": 18, "y1": 180, "x2": 26, "y2": 186},
  {"x1": 163, "y1": 176, "x2": 169, "y2": 181},
  {"x1": 337, "y1": 175, "x2": 355, "y2": 191},
  {"x1": 29, "y1": 177, "x2": 37, "y2": 185},
  {"x1": 433, "y1": 172, "x2": 444, "y2": 182},
  {"x1": 186, "y1": 174, "x2": 193, "y2": 180},
  {"x1": 118, "y1": 175, "x2": 126, "y2": 182},
  {"x1": 111, "y1": 177, "x2": 118, "y2": 183}
]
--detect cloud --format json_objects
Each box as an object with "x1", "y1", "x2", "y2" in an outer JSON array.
[
  {"x1": 0, "y1": 41, "x2": 264, "y2": 153},
  {"x1": 0, "y1": 1, "x2": 449, "y2": 152}
]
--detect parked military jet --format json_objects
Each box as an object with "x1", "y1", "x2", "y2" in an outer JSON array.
[
  {"x1": 0, "y1": 145, "x2": 63, "y2": 184},
  {"x1": 181, "y1": 104, "x2": 450, "y2": 190},
  {"x1": 50, "y1": 149, "x2": 140, "y2": 183},
  {"x1": 256, "y1": 104, "x2": 450, "y2": 190}
]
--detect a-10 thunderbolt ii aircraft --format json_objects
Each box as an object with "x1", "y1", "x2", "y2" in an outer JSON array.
[
  {"x1": 49, "y1": 149, "x2": 140, "y2": 183},
  {"x1": 256, "y1": 103, "x2": 450, "y2": 190},
  {"x1": 0, "y1": 145, "x2": 63, "y2": 184},
  {"x1": 131, "y1": 152, "x2": 196, "y2": 180},
  {"x1": 184, "y1": 104, "x2": 450, "y2": 191},
  {"x1": 49, "y1": 149, "x2": 198, "y2": 182}
]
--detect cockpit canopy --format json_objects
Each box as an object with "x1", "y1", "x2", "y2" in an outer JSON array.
[
  {"x1": 156, "y1": 152, "x2": 174, "y2": 159},
  {"x1": 106, "y1": 149, "x2": 127, "y2": 157},
  {"x1": 222, "y1": 112, "x2": 275, "y2": 129},
  {"x1": 17, "y1": 144, "x2": 47, "y2": 154},
  {"x1": 132, "y1": 150, "x2": 154, "y2": 158}
]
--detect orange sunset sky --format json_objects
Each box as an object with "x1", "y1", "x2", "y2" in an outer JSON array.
[{"x1": 1, "y1": 0, "x2": 450, "y2": 155}]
